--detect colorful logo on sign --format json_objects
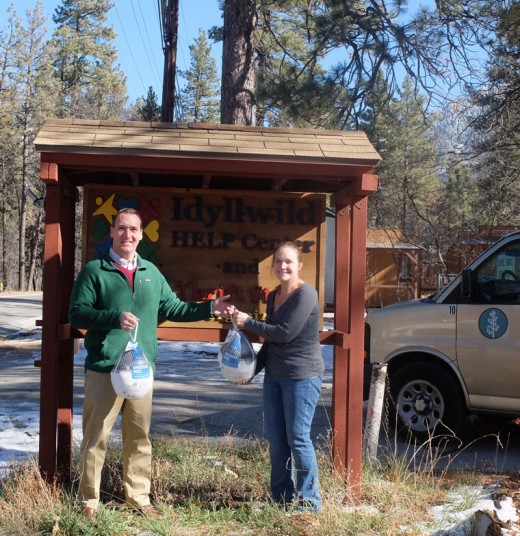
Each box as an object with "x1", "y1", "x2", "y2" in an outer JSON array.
[
  {"x1": 478, "y1": 308, "x2": 508, "y2": 339},
  {"x1": 90, "y1": 193, "x2": 161, "y2": 261}
]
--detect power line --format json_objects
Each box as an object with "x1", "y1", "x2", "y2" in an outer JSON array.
[
  {"x1": 177, "y1": 0, "x2": 190, "y2": 71},
  {"x1": 156, "y1": 0, "x2": 164, "y2": 47},
  {"x1": 131, "y1": 0, "x2": 162, "y2": 86},
  {"x1": 113, "y1": 3, "x2": 148, "y2": 98}
]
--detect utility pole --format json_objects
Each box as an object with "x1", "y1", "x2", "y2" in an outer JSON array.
[{"x1": 160, "y1": 0, "x2": 179, "y2": 123}]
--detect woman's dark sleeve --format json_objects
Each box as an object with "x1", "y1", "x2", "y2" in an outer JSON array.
[{"x1": 244, "y1": 285, "x2": 317, "y2": 343}]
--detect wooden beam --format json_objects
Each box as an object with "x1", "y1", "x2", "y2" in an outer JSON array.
[
  {"x1": 38, "y1": 183, "x2": 62, "y2": 481},
  {"x1": 39, "y1": 151, "x2": 375, "y2": 183},
  {"x1": 39, "y1": 171, "x2": 76, "y2": 483},
  {"x1": 56, "y1": 323, "x2": 345, "y2": 346},
  {"x1": 40, "y1": 161, "x2": 59, "y2": 183},
  {"x1": 346, "y1": 191, "x2": 369, "y2": 500},
  {"x1": 55, "y1": 178, "x2": 76, "y2": 483},
  {"x1": 353, "y1": 173, "x2": 378, "y2": 196},
  {"x1": 319, "y1": 330, "x2": 351, "y2": 349},
  {"x1": 331, "y1": 188, "x2": 351, "y2": 481},
  {"x1": 330, "y1": 184, "x2": 368, "y2": 502}
]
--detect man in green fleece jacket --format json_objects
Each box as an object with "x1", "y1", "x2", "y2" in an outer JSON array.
[{"x1": 69, "y1": 208, "x2": 231, "y2": 519}]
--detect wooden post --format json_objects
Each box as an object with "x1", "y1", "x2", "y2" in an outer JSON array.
[
  {"x1": 332, "y1": 183, "x2": 370, "y2": 502},
  {"x1": 331, "y1": 188, "x2": 351, "y2": 479},
  {"x1": 56, "y1": 181, "x2": 76, "y2": 482},
  {"x1": 39, "y1": 175, "x2": 61, "y2": 480},
  {"x1": 39, "y1": 163, "x2": 76, "y2": 482}
]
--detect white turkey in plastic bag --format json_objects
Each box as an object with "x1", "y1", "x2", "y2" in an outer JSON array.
[
  {"x1": 111, "y1": 323, "x2": 154, "y2": 399},
  {"x1": 217, "y1": 319, "x2": 257, "y2": 382}
]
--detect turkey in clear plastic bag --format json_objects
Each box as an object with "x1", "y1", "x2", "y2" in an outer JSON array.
[
  {"x1": 111, "y1": 323, "x2": 154, "y2": 399},
  {"x1": 217, "y1": 323, "x2": 257, "y2": 382}
]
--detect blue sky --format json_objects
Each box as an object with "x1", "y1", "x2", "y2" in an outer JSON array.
[
  {"x1": 2, "y1": 0, "x2": 223, "y2": 104},
  {"x1": 3, "y1": 1, "x2": 442, "y2": 107}
]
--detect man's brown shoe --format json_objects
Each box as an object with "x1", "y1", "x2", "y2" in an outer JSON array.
[
  {"x1": 81, "y1": 506, "x2": 96, "y2": 519},
  {"x1": 139, "y1": 504, "x2": 162, "y2": 519}
]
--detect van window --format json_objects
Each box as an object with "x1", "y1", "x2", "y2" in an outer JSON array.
[{"x1": 475, "y1": 241, "x2": 520, "y2": 304}]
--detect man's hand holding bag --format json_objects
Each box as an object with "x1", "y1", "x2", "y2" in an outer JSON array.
[{"x1": 111, "y1": 322, "x2": 154, "y2": 399}]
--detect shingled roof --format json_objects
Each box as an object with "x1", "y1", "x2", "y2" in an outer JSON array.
[
  {"x1": 366, "y1": 229, "x2": 422, "y2": 250},
  {"x1": 35, "y1": 119, "x2": 380, "y2": 164},
  {"x1": 35, "y1": 119, "x2": 380, "y2": 193}
]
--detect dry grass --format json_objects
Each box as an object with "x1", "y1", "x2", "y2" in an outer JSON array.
[
  {"x1": 0, "y1": 432, "x2": 495, "y2": 536},
  {"x1": 0, "y1": 460, "x2": 62, "y2": 534}
]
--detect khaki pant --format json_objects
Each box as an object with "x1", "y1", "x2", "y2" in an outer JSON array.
[{"x1": 78, "y1": 370, "x2": 153, "y2": 509}]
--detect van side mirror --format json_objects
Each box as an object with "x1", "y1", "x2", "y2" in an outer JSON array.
[{"x1": 461, "y1": 269, "x2": 472, "y2": 298}]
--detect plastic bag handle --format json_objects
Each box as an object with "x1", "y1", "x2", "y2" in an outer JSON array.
[{"x1": 131, "y1": 321, "x2": 139, "y2": 343}]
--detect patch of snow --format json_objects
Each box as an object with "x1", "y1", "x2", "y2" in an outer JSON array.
[{"x1": 427, "y1": 484, "x2": 518, "y2": 535}]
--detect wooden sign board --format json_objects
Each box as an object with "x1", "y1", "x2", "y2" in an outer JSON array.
[{"x1": 83, "y1": 185, "x2": 326, "y2": 328}]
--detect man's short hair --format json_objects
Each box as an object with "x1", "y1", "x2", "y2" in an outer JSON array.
[{"x1": 112, "y1": 208, "x2": 143, "y2": 228}]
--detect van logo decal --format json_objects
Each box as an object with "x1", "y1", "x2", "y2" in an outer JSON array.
[{"x1": 478, "y1": 308, "x2": 508, "y2": 339}]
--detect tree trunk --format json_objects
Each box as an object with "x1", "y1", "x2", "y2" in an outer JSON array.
[
  {"x1": 18, "y1": 111, "x2": 29, "y2": 291},
  {"x1": 27, "y1": 209, "x2": 44, "y2": 291},
  {"x1": 0, "y1": 157, "x2": 6, "y2": 291},
  {"x1": 220, "y1": 0, "x2": 257, "y2": 125}
]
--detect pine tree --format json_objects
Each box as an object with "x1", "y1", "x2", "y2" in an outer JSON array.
[
  {"x1": 51, "y1": 0, "x2": 127, "y2": 119},
  {"x1": 430, "y1": 100, "x2": 483, "y2": 246},
  {"x1": 0, "y1": 4, "x2": 54, "y2": 290},
  {"x1": 255, "y1": 1, "x2": 343, "y2": 128},
  {"x1": 0, "y1": 6, "x2": 20, "y2": 290},
  {"x1": 134, "y1": 86, "x2": 161, "y2": 122},
  {"x1": 248, "y1": 0, "x2": 505, "y2": 129},
  {"x1": 365, "y1": 79, "x2": 441, "y2": 244},
  {"x1": 177, "y1": 28, "x2": 220, "y2": 123},
  {"x1": 469, "y1": 1, "x2": 520, "y2": 229}
]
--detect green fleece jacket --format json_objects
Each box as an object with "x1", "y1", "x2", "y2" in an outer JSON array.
[{"x1": 69, "y1": 252, "x2": 213, "y2": 373}]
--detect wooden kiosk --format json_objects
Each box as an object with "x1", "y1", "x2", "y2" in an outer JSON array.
[{"x1": 34, "y1": 119, "x2": 380, "y2": 497}]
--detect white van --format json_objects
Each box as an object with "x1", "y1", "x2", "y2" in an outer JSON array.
[{"x1": 365, "y1": 231, "x2": 520, "y2": 439}]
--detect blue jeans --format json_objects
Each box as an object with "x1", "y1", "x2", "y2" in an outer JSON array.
[{"x1": 263, "y1": 373, "x2": 322, "y2": 511}]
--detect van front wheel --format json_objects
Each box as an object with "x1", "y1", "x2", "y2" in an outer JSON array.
[{"x1": 389, "y1": 362, "x2": 468, "y2": 441}]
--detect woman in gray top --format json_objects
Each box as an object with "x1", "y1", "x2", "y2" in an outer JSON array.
[{"x1": 232, "y1": 242, "x2": 324, "y2": 512}]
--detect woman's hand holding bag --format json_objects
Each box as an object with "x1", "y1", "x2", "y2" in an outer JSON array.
[{"x1": 217, "y1": 318, "x2": 257, "y2": 383}]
